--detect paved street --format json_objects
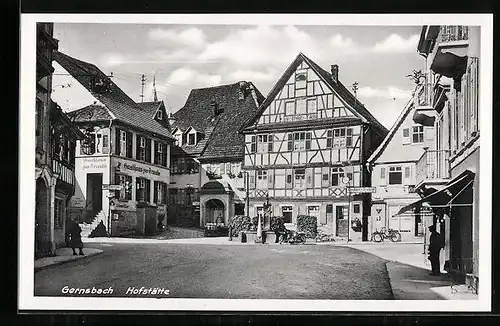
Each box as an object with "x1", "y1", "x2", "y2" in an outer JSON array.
[{"x1": 35, "y1": 243, "x2": 393, "y2": 300}]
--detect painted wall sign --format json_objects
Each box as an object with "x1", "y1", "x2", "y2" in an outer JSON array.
[
  {"x1": 116, "y1": 161, "x2": 162, "y2": 176},
  {"x1": 82, "y1": 157, "x2": 108, "y2": 170}
]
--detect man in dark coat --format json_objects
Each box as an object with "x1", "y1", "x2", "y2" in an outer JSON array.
[
  {"x1": 68, "y1": 219, "x2": 84, "y2": 256},
  {"x1": 428, "y1": 225, "x2": 444, "y2": 275}
]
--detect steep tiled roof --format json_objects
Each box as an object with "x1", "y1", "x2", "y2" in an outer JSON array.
[
  {"x1": 171, "y1": 82, "x2": 263, "y2": 160},
  {"x1": 136, "y1": 101, "x2": 162, "y2": 117},
  {"x1": 55, "y1": 51, "x2": 173, "y2": 141},
  {"x1": 242, "y1": 53, "x2": 388, "y2": 137},
  {"x1": 67, "y1": 104, "x2": 113, "y2": 122}
]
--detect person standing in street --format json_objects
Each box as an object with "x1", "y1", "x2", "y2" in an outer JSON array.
[
  {"x1": 69, "y1": 219, "x2": 84, "y2": 256},
  {"x1": 428, "y1": 225, "x2": 444, "y2": 276}
]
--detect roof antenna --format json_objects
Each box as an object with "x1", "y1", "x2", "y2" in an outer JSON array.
[
  {"x1": 351, "y1": 81, "x2": 359, "y2": 101},
  {"x1": 140, "y1": 74, "x2": 146, "y2": 103},
  {"x1": 153, "y1": 75, "x2": 158, "y2": 102}
]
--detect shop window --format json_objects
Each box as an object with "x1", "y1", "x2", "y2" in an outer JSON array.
[
  {"x1": 116, "y1": 174, "x2": 132, "y2": 200},
  {"x1": 282, "y1": 206, "x2": 293, "y2": 223},
  {"x1": 154, "y1": 181, "x2": 167, "y2": 205},
  {"x1": 136, "y1": 177, "x2": 151, "y2": 202},
  {"x1": 388, "y1": 166, "x2": 403, "y2": 185}
]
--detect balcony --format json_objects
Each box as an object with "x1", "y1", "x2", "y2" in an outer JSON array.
[
  {"x1": 438, "y1": 26, "x2": 469, "y2": 44},
  {"x1": 431, "y1": 26, "x2": 469, "y2": 80},
  {"x1": 412, "y1": 82, "x2": 435, "y2": 126},
  {"x1": 415, "y1": 149, "x2": 451, "y2": 190},
  {"x1": 52, "y1": 159, "x2": 75, "y2": 187}
]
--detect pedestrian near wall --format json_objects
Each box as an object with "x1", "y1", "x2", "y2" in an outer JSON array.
[
  {"x1": 69, "y1": 219, "x2": 84, "y2": 256},
  {"x1": 428, "y1": 225, "x2": 444, "y2": 276}
]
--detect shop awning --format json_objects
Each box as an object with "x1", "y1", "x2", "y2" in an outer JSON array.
[{"x1": 396, "y1": 170, "x2": 475, "y2": 215}]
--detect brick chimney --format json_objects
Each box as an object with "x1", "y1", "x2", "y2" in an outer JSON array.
[{"x1": 331, "y1": 64, "x2": 339, "y2": 83}]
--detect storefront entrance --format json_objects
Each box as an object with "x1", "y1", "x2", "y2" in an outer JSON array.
[
  {"x1": 336, "y1": 205, "x2": 348, "y2": 237},
  {"x1": 86, "y1": 173, "x2": 103, "y2": 217}
]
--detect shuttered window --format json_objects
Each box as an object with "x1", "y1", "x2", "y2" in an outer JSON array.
[{"x1": 250, "y1": 136, "x2": 257, "y2": 153}]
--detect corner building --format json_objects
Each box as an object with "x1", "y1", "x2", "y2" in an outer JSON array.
[{"x1": 241, "y1": 53, "x2": 388, "y2": 241}]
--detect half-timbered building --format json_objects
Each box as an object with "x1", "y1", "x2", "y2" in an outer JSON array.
[{"x1": 241, "y1": 53, "x2": 388, "y2": 241}]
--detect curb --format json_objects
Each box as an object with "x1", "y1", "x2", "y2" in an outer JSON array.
[{"x1": 34, "y1": 250, "x2": 104, "y2": 273}]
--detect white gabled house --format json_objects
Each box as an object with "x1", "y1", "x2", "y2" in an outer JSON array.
[{"x1": 368, "y1": 82, "x2": 436, "y2": 241}]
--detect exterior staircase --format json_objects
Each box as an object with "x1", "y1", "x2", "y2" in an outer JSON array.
[{"x1": 79, "y1": 210, "x2": 107, "y2": 238}]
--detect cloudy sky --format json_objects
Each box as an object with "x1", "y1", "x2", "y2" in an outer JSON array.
[{"x1": 52, "y1": 23, "x2": 425, "y2": 128}]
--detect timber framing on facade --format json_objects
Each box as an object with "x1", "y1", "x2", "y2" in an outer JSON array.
[{"x1": 240, "y1": 53, "x2": 388, "y2": 241}]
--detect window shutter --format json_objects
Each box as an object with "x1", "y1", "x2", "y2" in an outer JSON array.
[
  {"x1": 115, "y1": 128, "x2": 121, "y2": 155},
  {"x1": 404, "y1": 166, "x2": 411, "y2": 181},
  {"x1": 267, "y1": 169, "x2": 274, "y2": 188},
  {"x1": 402, "y1": 128, "x2": 410, "y2": 145},
  {"x1": 321, "y1": 167, "x2": 330, "y2": 187},
  {"x1": 154, "y1": 141, "x2": 159, "y2": 164},
  {"x1": 146, "y1": 138, "x2": 152, "y2": 163},
  {"x1": 305, "y1": 132, "x2": 312, "y2": 150},
  {"x1": 380, "y1": 167, "x2": 386, "y2": 185},
  {"x1": 136, "y1": 135, "x2": 141, "y2": 160},
  {"x1": 126, "y1": 131, "x2": 133, "y2": 158},
  {"x1": 306, "y1": 168, "x2": 314, "y2": 188},
  {"x1": 326, "y1": 130, "x2": 333, "y2": 148},
  {"x1": 249, "y1": 171, "x2": 256, "y2": 189},
  {"x1": 162, "y1": 144, "x2": 168, "y2": 167},
  {"x1": 287, "y1": 133, "x2": 293, "y2": 151},
  {"x1": 136, "y1": 178, "x2": 140, "y2": 201},
  {"x1": 250, "y1": 136, "x2": 256, "y2": 153},
  {"x1": 268, "y1": 134, "x2": 273, "y2": 152},
  {"x1": 162, "y1": 183, "x2": 167, "y2": 204},
  {"x1": 153, "y1": 181, "x2": 158, "y2": 204},
  {"x1": 285, "y1": 169, "x2": 293, "y2": 189}
]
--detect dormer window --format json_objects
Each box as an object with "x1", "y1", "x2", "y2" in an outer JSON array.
[
  {"x1": 212, "y1": 101, "x2": 223, "y2": 115},
  {"x1": 156, "y1": 110, "x2": 163, "y2": 120}
]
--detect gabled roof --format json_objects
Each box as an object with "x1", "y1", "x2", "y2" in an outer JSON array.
[
  {"x1": 55, "y1": 51, "x2": 173, "y2": 141},
  {"x1": 368, "y1": 95, "x2": 415, "y2": 164},
  {"x1": 242, "y1": 53, "x2": 388, "y2": 135},
  {"x1": 171, "y1": 82, "x2": 264, "y2": 160},
  {"x1": 136, "y1": 101, "x2": 163, "y2": 118}
]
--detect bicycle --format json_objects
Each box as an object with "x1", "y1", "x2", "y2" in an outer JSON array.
[{"x1": 371, "y1": 227, "x2": 401, "y2": 243}]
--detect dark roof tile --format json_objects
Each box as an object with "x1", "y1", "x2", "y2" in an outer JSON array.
[{"x1": 54, "y1": 51, "x2": 173, "y2": 141}]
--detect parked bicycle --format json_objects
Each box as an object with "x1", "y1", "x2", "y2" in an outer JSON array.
[
  {"x1": 371, "y1": 227, "x2": 401, "y2": 243},
  {"x1": 279, "y1": 229, "x2": 306, "y2": 244}
]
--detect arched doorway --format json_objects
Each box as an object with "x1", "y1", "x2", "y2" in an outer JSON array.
[
  {"x1": 35, "y1": 178, "x2": 49, "y2": 258},
  {"x1": 205, "y1": 199, "x2": 225, "y2": 225}
]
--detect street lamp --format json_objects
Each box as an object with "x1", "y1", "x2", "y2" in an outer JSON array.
[{"x1": 342, "y1": 176, "x2": 351, "y2": 242}]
